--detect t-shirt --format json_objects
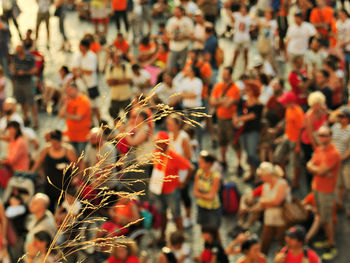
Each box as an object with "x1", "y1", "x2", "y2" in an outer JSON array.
[
  {"x1": 233, "y1": 13, "x2": 253, "y2": 43},
  {"x1": 211, "y1": 82, "x2": 240, "y2": 119},
  {"x1": 311, "y1": 144, "x2": 341, "y2": 193},
  {"x1": 242, "y1": 104, "x2": 264, "y2": 133},
  {"x1": 310, "y1": 6, "x2": 334, "y2": 40},
  {"x1": 316, "y1": 86, "x2": 333, "y2": 109},
  {"x1": 288, "y1": 70, "x2": 308, "y2": 105},
  {"x1": 13, "y1": 53, "x2": 35, "y2": 83},
  {"x1": 196, "y1": 169, "x2": 221, "y2": 210},
  {"x1": 193, "y1": 23, "x2": 206, "y2": 50},
  {"x1": 132, "y1": 69, "x2": 151, "y2": 91},
  {"x1": 105, "y1": 63, "x2": 132, "y2": 101},
  {"x1": 336, "y1": 18, "x2": 350, "y2": 51},
  {"x1": 285, "y1": 105, "x2": 304, "y2": 142},
  {"x1": 286, "y1": 22, "x2": 316, "y2": 55},
  {"x1": 154, "y1": 82, "x2": 178, "y2": 105},
  {"x1": 332, "y1": 123, "x2": 350, "y2": 164},
  {"x1": 37, "y1": 0, "x2": 51, "y2": 13},
  {"x1": 153, "y1": 149, "x2": 191, "y2": 194},
  {"x1": 166, "y1": 16, "x2": 193, "y2": 52},
  {"x1": 66, "y1": 94, "x2": 91, "y2": 142},
  {"x1": 72, "y1": 50, "x2": 98, "y2": 88},
  {"x1": 204, "y1": 35, "x2": 218, "y2": 69},
  {"x1": 112, "y1": 0, "x2": 127, "y2": 11},
  {"x1": 114, "y1": 39, "x2": 129, "y2": 54},
  {"x1": 280, "y1": 247, "x2": 320, "y2": 263},
  {"x1": 177, "y1": 77, "x2": 203, "y2": 108},
  {"x1": 107, "y1": 255, "x2": 139, "y2": 263}
]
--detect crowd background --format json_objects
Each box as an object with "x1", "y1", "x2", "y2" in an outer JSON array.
[{"x1": 0, "y1": 0, "x2": 350, "y2": 262}]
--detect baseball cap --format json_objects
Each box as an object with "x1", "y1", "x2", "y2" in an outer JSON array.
[
  {"x1": 339, "y1": 107, "x2": 350, "y2": 118},
  {"x1": 286, "y1": 225, "x2": 306, "y2": 242},
  {"x1": 278, "y1": 91, "x2": 297, "y2": 105}
]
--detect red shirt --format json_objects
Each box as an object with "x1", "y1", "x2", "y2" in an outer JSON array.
[
  {"x1": 288, "y1": 70, "x2": 308, "y2": 105},
  {"x1": 311, "y1": 143, "x2": 341, "y2": 193},
  {"x1": 153, "y1": 149, "x2": 191, "y2": 194},
  {"x1": 280, "y1": 247, "x2": 320, "y2": 263},
  {"x1": 107, "y1": 255, "x2": 139, "y2": 263},
  {"x1": 112, "y1": 0, "x2": 127, "y2": 11}
]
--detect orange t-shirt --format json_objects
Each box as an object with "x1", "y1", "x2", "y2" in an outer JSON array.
[
  {"x1": 210, "y1": 82, "x2": 240, "y2": 120},
  {"x1": 8, "y1": 137, "x2": 29, "y2": 171},
  {"x1": 285, "y1": 105, "x2": 304, "y2": 142},
  {"x1": 90, "y1": 41, "x2": 101, "y2": 54},
  {"x1": 157, "y1": 51, "x2": 169, "y2": 64},
  {"x1": 153, "y1": 149, "x2": 191, "y2": 194},
  {"x1": 114, "y1": 39, "x2": 129, "y2": 54},
  {"x1": 311, "y1": 144, "x2": 341, "y2": 193},
  {"x1": 66, "y1": 94, "x2": 92, "y2": 142},
  {"x1": 310, "y1": 6, "x2": 334, "y2": 39},
  {"x1": 112, "y1": 0, "x2": 127, "y2": 11}
]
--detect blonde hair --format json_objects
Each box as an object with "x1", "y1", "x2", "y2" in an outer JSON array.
[
  {"x1": 307, "y1": 91, "x2": 326, "y2": 107},
  {"x1": 273, "y1": 165, "x2": 284, "y2": 178}
]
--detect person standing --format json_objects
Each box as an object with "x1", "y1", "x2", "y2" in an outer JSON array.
[
  {"x1": 210, "y1": 66, "x2": 240, "y2": 170},
  {"x1": 58, "y1": 83, "x2": 92, "y2": 156},
  {"x1": 166, "y1": 6, "x2": 193, "y2": 72},
  {"x1": 10, "y1": 45, "x2": 38, "y2": 128},
  {"x1": 55, "y1": 0, "x2": 71, "y2": 51},
  {"x1": 307, "y1": 125, "x2": 341, "y2": 261},
  {"x1": 112, "y1": 0, "x2": 129, "y2": 33},
  {"x1": 35, "y1": 0, "x2": 51, "y2": 47},
  {"x1": 2, "y1": 0, "x2": 22, "y2": 39},
  {"x1": 105, "y1": 52, "x2": 132, "y2": 119},
  {"x1": 72, "y1": 39, "x2": 100, "y2": 124}
]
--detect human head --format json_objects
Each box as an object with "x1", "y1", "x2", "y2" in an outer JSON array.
[
  {"x1": 110, "y1": 240, "x2": 138, "y2": 261},
  {"x1": 241, "y1": 238, "x2": 261, "y2": 259},
  {"x1": 194, "y1": 10, "x2": 204, "y2": 23},
  {"x1": 307, "y1": 91, "x2": 326, "y2": 111},
  {"x1": 29, "y1": 193, "x2": 50, "y2": 215},
  {"x1": 201, "y1": 225, "x2": 219, "y2": 243},
  {"x1": 240, "y1": 5, "x2": 248, "y2": 15},
  {"x1": 15, "y1": 45, "x2": 25, "y2": 56},
  {"x1": 79, "y1": 38, "x2": 90, "y2": 54},
  {"x1": 162, "y1": 71, "x2": 174, "y2": 85},
  {"x1": 257, "y1": 162, "x2": 283, "y2": 182},
  {"x1": 292, "y1": 55, "x2": 304, "y2": 69},
  {"x1": 310, "y1": 37, "x2": 322, "y2": 51},
  {"x1": 3, "y1": 97, "x2": 17, "y2": 115},
  {"x1": 315, "y1": 69, "x2": 330, "y2": 86},
  {"x1": 294, "y1": 11, "x2": 303, "y2": 25},
  {"x1": 174, "y1": 6, "x2": 185, "y2": 18},
  {"x1": 65, "y1": 83, "x2": 79, "y2": 98},
  {"x1": 169, "y1": 231, "x2": 185, "y2": 250},
  {"x1": 49, "y1": 129, "x2": 63, "y2": 149},
  {"x1": 338, "y1": 8, "x2": 350, "y2": 20},
  {"x1": 131, "y1": 64, "x2": 141, "y2": 75},
  {"x1": 285, "y1": 225, "x2": 306, "y2": 248},
  {"x1": 155, "y1": 131, "x2": 170, "y2": 152},
  {"x1": 244, "y1": 80, "x2": 261, "y2": 98},
  {"x1": 316, "y1": 0, "x2": 325, "y2": 8},
  {"x1": 270, "y1": 78, "x2": 284, "y2": 95},
  {"x1": 33, "y1": 230, "x2": 52, "y2": 251},
  {"x1": 166, "y1": 113, "x2": 183, "y2": 133},
  {"x1": 59, "y1": 65, "x2": 70, "y2": 78},
  {"x1": 317, "y1": 125, "x2": 332, "y2": 147},
  {"x1": 6, "y1": 121, "x2": 22, "y2": 139},
  {"x1": 198, "y1": 150, "x2": 216, "y2": 171},
  {"x1": 338, "y1": 107, "x2": 350, "y2": 126},
  {"x1": 89, "y1": 127, "x2": 103, "y2": 148},
  {"x1": 222, "y1": 66, "x2": 233, "y2": 82}
]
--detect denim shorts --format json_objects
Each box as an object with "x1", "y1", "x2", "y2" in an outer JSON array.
[{"x1": 197, "y1": 205, "x2": 221, "y2": 228}]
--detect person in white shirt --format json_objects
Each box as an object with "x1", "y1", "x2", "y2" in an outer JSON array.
[
  {"x1": 285, "y1": 12, "x2": 317, "y2": 61},
  {"x1": 72, "y1": 38, "x2": 101, "y2": 123},
  {"x1": 131, "y1": 64, "x2": 151, "y2": 96},
  {"x1": 36, "y1": 0, "x2": 51, "y2": 46},
  {"x1": 180, "y1": 0, "x2": 199, "y2": 17},
  {"x1": 166, "y1": 6, "x2": 194, "y2": 72},
  {"x1": 192, "y1": 10, "x2": 206, "y2": 50},
  {"x1": 337, "y1": 8, "x2": 350, "y2": 86},
  {"x1": 258, "y1": 73, "x2": 274, "y2": 105},
  {"x1": 231, "y1": 5, "x2": 255, "y2": 72}
]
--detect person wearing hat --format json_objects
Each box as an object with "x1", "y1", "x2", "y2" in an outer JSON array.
[
  {"x1": 192, "y1": 10, "x2": 206, "y2": 50},
  {"x1": 150, "y1": 131, "x2": 193, "y2": 246},
  {"x1": 285, "y1": 11, "x2": 316, "y2": 61},
  {"x1": 306, "y1": 125, "x2": 341, "y2": 261},
  {"x1": 237, "y1": 237, "x2": 267, "y2": 263},
  {"x1": 331, "y1": 107, "x2": 350, "y2": 216},
  {"x1": 274, "y1": 225, "x2": 320, "y2": 263},
  {"x1": 273, "y1": 91, "x2": 304, "y2": 188},
  {"x1": 257, "y1": 162, "x2": 291, "y2": 254}
]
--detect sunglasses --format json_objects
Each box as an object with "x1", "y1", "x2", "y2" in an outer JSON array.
[{"x1": 318, "y1": 133, "x2": 330, "y2": 137}]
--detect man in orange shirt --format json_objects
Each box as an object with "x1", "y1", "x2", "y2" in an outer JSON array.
[
  {"x1": 307, "y1": 125, "x2": 341, "y2": 261},
  {"x1": 112, "y1": 0, "x2": 129, "y2": 33},
  {"x1": 310, "y1": 0, "x2": 335, "y2": 47},
  {"x1": 273, "y1": 92, "x2": 304, "y2": 187},
  {"x1": 59, "y1": 83, "x2": 91, "y2": 155},
  {"x1": 210, "y1": 67, "x2": 240, "y2": 169}
]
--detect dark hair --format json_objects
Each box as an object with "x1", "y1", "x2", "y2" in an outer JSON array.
[
  {"x1": 205, "y1": 27, "x2": 214, "y2": 34},
  {"x1": 245, "y1": 80, "x2": 261, "y2": 98},
  {"x1": 319, "y1": 69, "x2": 330, "y2": 79},
  {"x1": 338, "y1": 8, "x2": 350, "y2": 18},
  {"x1": 158, "y1": 22, "x2": 166, "y2": 28},
  {"x1": 50, "y1": 129, "x2": 62, "y2": 141},
  {"x1": 201, "y1": 225, "x2": 219, "y2": 241},
  {"x1": 170, "y1": 232, "x2": 185, "y2": 246},
  {"x1": 7, "y1": 121, "x2": 22, "y2": 139},
  {"x1": 138, "y1": 111, "x2": 149, "y2": 121},
  {"x1": 132, "y1": 64, "x2": 141, "y2": 71},
  {"x1": 34, "y1": 231, "x2": 52, "y2": 249},
  {"x1": 191, "y1": 65, "x2": 201, "y2": 78},
  {"x1": 60, "y1": 65, "x2": 70, "y2": 75},
  {"x1": 241, "y1": 238, "x2": 259, "y2": 254},
  {"x1": 80, "y1": 38, "x2": 91, "y2": 48},
  {"x1": 167, "y1": 113, "x2": 183, "y2": 128},
  {"x1": 224, "y1": 66, "x2": 234, "y2": 76},
  {"x1": 176, "y1": 6, "x2": 185, "y2": 14},
  {"x1": 259, "y1": 73, "x2": 269, "y2": 86},
  {"x1": 140, "y1": 35, "x2": 150, "y2": 46},
  {"x1": 9, "y1": 193, "x2": 23, "y2": 204},
  {"x1": 199, "y1": 151, "x2": 216, "y2": 163}
]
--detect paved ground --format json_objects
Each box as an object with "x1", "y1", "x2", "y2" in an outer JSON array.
[{"x1": 2, "y1": 1, "x2": 350, "y2": 262}]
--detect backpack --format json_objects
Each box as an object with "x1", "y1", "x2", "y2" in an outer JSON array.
[
  {"x1": 284, "y1": 247, "x2": 311, "y2": 263},
  {"x1": 221, "y1": 182, "x2": 240, "y2": 214},
  {"x1": 215, "y1": 47, "x2": 224, "y2": 67}
]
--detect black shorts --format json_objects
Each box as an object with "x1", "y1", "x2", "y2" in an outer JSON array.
[{"x1": 277, "y1": 16, "x2": 288, "y2": 38}]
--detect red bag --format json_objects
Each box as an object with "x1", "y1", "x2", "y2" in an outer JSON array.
[{"x1": 221, "y1": 182, "x2": 240, "y2": 214}]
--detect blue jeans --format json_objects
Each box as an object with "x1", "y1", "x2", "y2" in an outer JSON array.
[
  {"x1": 71, "y1": 141, "x2": 88, "y2": 157},
  {"x1": 239, "y1": 131, "x2": 260, "y2": 168}
]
